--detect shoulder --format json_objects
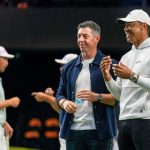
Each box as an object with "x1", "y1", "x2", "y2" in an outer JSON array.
[
  {"x1": 120, "y1": 50, "x2": 132, "y2": 62},
  {"x1": 64, "y1": 56, "x2": 79, "y2": 68},
  {"x1": 61, "y1": 56, "x2": 79, "y2": 74}
]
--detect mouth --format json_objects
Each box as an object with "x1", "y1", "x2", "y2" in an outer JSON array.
[
  {"x1": 79, "y1": 45, "x2": 85, "y2": 49},
  {"x1": 125, "y1": 32, "x2": 131, "y2": 40}
]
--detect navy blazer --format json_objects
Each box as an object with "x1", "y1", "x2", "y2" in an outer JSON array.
[{"x1": 56, "y1": 50, "x2": 117, "y2": 140}]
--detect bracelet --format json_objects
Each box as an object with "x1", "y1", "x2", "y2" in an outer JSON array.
[
  {"x1": 61, "y1": 100, "x2": 67, "y2": 109},
  {"x1": 58, "y1": 99, "x2": 66, "y2": 109}
]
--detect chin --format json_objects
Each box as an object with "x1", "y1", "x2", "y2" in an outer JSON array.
[
  {"x1": 1, "y1": 69, "x2": 5, "y2": 73},
  {"x1": 126, "y1": 39, "x2": 132, "y2": 43},
  {"x1": 80, "y1": 47, "x2": 84, "y2": 51},
  {"x1": 80, "y1": 48, "x2": 88, "y2": 52}
]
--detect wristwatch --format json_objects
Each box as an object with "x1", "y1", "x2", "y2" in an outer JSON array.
[
  {"x1": 97, "y1": 94, "x2": 103, "y2": 103},
  {"x1": 129, "y1": 72, "x2": 139, "y2": 83}
]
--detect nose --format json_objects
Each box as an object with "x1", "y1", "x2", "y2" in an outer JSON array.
[
  {"x1": 5, "y1": 59, "x2": 9, "y2": 67},
  {"x1": 124, "y1": 25, "x2": 128, "y2": 32},
  {"x1": 124, "y1": 24, "x2": 131, "y2": 32},
  {"x1": 78, "y1": 36, "x2": 84, "y2": 42}
]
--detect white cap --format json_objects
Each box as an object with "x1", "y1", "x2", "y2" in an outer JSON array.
[
  {"x1": 55, "y1": 53, "x2": 78, "y2": 64},
  {"x1": 0, "y1": 46, "x2": 14, "y2": 59},
  {"x1": 116, "y1": 9, "x2": 150, "y2": 26}
]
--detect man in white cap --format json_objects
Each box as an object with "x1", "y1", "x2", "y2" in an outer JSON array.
[
  {"x1": 0, "y1": 46, "x2": 20, "y2": 150},
  {"x1": 55, "y1": 53, "x2": 78, "y2": 64},
  {"x1": 101, "y1": 9, "x2": 150, "y2": 150},
  {"x1": 32, "y1": 53, "x2": 78, "y2": 150},
  {"x1": 55, "y1": 53, "x2": 78, "y2": 73}
]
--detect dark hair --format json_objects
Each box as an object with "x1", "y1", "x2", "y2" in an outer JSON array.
[{"x1": 77, "y1": 20, "x2": 101, "y2": 35}]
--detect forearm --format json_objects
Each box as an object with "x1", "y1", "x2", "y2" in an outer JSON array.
[
  {"x1": 43, "y1": 95, "x2": 60, "y2": 113},
  {"x1": 47, "y1": 97, "x2": 60, "y2": 113},
  {"x1": 136, "y1": 75, "x2": 150, "y2": 91},
  {"x1": 102, "y1": 71, "x2": 112, "y2": 81},
  {"x1": 100, "y1": 94, "x2": 116, "y2": 106},
  {"x1": 50, "y1": 104, "x2": 60, "y2": 113},
  {"x1": 105, "y1": 78, "x2": 121, "y2": 101},
  {"x1": 0, "y1": 100, "x2": 11, "y2": 109}
]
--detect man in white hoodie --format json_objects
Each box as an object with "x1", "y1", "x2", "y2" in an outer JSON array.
[{"x1": 101, "y1": 9, "x2": 150, "y2": 150}]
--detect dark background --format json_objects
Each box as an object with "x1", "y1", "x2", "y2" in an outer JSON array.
[{"x1": 0, "y1": 2, "x2": 149, "y2": 149}]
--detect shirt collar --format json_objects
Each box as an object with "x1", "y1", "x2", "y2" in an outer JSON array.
[{"x1": 74, "y1": 49, "x2": 104, "y2": 67}]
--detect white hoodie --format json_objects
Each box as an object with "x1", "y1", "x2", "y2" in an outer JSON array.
[{"x1": 106, "y1": 38, "x2": 150, "y2": 120}]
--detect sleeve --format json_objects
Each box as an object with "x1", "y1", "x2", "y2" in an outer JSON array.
[
  {"x1": 136, "y1": 75, "x2": 150, "y2": 92},
  {"x1": 56, "y1": 69, "x2": 66, "y2": 104},
  {"x1": 105, "y1": 76, "x2": 122, "y2": 101}
]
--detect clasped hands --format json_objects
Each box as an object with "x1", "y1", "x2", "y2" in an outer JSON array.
[
  {"x1": 100, "y1": 56, "x2": 132, "y2": 79},
  {"x1": 62, "y1": 90, "x2": 98, "y2": 113}
]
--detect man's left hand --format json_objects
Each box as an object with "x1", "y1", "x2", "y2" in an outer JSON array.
[
  {"x1": 112, "y1": 62, "x2": 132, "y2": 79},
  {"x1": 76, "y1": 90, "x2": 98, "y2": 102}
]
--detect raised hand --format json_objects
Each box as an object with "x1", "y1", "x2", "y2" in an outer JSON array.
[
  {"x1": 8, "y1": 97, "x2": 20, "y2": 108},
  {"x1": 45, "y1": 87, "x2": 55, "y2": 96},
  {"x1": 100, "y1": 55, "x2": 112, "y2": 81},
  {"x1": 112, "y1": 62, "x2": 132, "y2": 79}
]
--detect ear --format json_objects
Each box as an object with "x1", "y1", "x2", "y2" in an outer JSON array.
[
  {"x1": 141, "y1": 23, "x2": 147, "y2": 31},
  {"x1": 95, "y1": 35, "x2": 101, "y2": 43}
]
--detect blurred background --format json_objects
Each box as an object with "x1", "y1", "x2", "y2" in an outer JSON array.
[{"x1": 0, "y1": 0, "x2": 149, "y2": 149}]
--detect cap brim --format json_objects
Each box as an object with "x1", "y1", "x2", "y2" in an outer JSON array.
[
  {"x1": 116, "y1": 18, "x2": 137, "y2": 24},
  {"x1": 54, "y1": 59, "x2": 66, "y2": 64},
  {"x1": 1, "y1": 54, "x2": 15, "y2": 59}
]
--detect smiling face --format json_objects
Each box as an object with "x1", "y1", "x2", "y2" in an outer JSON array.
[
  {"x1": 77, "y1": 27, "x2": 100, "y2": 54},
  {"x1": 0, "y1": 57, "x2": 9, "y2": 73},
  {"x1": 124, "y1": 21, "x2": 148, "y2": 48}
]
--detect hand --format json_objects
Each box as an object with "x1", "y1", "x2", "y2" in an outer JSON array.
[
  {"x1": 63, "y1": 100, "x2": 77, "y2": 113},
  {"x1": 3, "y1": 122, "x2": 13, "y2": 139},
  {"x1": 45, "y1": 87, "x2": 55, "y2": 96},
  {"x1": 31, "y1": 92, "x2": 47, "y2": 102},
  {"x1": 76, "y1": 90, "x2": 98, "y2": 102},
  {"x1": 100, "y1": 56, "x2": 112, "y2": 81},
  {"x1": 112, "y1": 62, "x2": 132, "y2": 79},
  {"x1": 8, "y1": 97, "x2": 20, "y2": 108}
]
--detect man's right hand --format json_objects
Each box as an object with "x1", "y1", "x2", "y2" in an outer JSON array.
[
  {"x1": 100, "y1": 56, "x2": 112, "y2": 81},
  {"x1": 8, "y1": 97, "x2": 20, "y2": 108},
  {"x1": 45, "y1": 87, "x2": 55, "y2": 96},
  {"x1": 59, "y1": 99, "x2": 77, "y2": 113},
  {"x1": 63, "y1": 100, "x2": 77, "y2": 113}
]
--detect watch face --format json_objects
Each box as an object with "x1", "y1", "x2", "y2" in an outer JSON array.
[
  {"x1": 97, "y1": 94, "x2": 102, "y2": 102},
  {"x1": 132, "y1": 77, "x2": 137, "y2": 82},
  {"x1": 130, "y1": 74, "x2": 137, "y2": 83},
  {"x1": 99, "y1": 95, "x2": 103, "y2": 100}
]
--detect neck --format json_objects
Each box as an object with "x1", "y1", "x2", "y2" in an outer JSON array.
[
  {"x1": 81, "y1": 50, "x2": 97, "y2": 60},
  {"x1": 134, "y1": 37, "x2": 148, "y2": 48}
]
